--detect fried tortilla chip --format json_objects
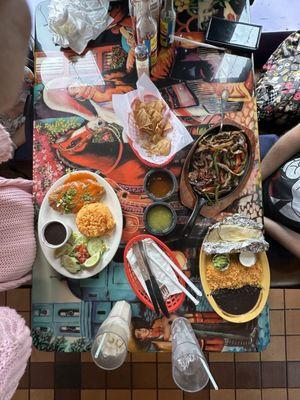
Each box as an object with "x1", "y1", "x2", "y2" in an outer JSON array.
[{"x1": 131, "y1": 98, "x2": 172, "y2": 156}]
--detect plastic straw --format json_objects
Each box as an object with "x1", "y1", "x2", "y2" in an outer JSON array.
[
  {"x1": 95, "y1": 332, "x2": 107, "y2": 359},
  {"x1": 172, "y1": 35, "x2": 225, "y2": 51},
  {"x1": 149, "y1": 241, "x2": 202, "y2": 297},
  {"x1": 200, "y1": 358, "x2": 218, "y2": 390}
]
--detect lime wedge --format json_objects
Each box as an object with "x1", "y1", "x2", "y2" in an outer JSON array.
[
  {"x1": 84, "y1": 252, "x2": 101, "y2": 268},
  {"x1": 87, "y1": 238, "x2": 107, "y2": 256}
]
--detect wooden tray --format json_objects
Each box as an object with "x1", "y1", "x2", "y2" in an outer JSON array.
[
  {"x1": 199, "y1": 246, "x2": 270, "y2": 323},
  {"x1": 180, "y1": 119, "x2": 256, "y2": 218}
]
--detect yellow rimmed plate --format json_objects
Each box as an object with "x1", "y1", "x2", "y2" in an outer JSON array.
[{"x1": 199, "y1": 246, "x2": 270, "y2": 323}]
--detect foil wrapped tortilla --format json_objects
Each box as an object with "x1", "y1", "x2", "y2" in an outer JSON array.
[{"x1": 203, "y1": 214, "x2": 269, "y2": 254}]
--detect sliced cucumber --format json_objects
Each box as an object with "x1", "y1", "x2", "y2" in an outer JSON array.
[{"x1": 61, "y1": 255, "x2": 81, "y2": 274}]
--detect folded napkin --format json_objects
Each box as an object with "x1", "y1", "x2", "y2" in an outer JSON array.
[{"x1": 126, "y1": 239, "x2": 181, "y2": 298}]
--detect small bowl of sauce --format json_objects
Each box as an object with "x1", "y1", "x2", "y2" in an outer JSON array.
[
  {"x1": 144, "y1": 169, "x2": 177, "y2": 201},
  {"x1": 41, "y1": 220, "x2": 72, "y2": 249},
  {"x1": 144, "y1": 202, "x2": 177, "y2": 236}
]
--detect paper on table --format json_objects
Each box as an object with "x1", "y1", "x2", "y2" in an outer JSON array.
[
  {"x1": 112, "y1": 74, "x2": 193, "y2": 165},
  {"x1": 126, "y1": 239, "x2": 182, "y2": 297}
]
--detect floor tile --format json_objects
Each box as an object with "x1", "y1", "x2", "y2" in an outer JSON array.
[
  {"x1": 31, "y1": 347, "x2": 54, "y2": 362},
  {"x1": 157, "y1": 363, "x2": 177, "y2": 389},
  {"x1": 287, "y1": 362, "x2": 300, "y2": 387},
  {"x1": 19, "y1": 363, "x2": 31, "y2": 389},
  {"x1": 81, "y1": 363, "x2": 106, "y2": 389},
  {"x1": 55, "y1": 352, "x2": 81, "y2": 363},
  {"x1": 262, "y1": 388, "x2": 287, "y2": 400},
  {"x1": 210, "y1": 389, "x2": 235, "y2": 400},
  {"x1": 236, "y1": 389, "x2": 261, "y2": 400},
  {"x1": 107, "y1": 390, "x2": 131, "y2": 400},
  {"x1": 235, "y1": 362, "x2": 261, "y2": 389},
  {"x1": 54, "y1": 362, "x2": 81, "y2": 388},
  {"x1": 132, "y1": 362, "x2": 157, "y2": 389},
  {"x1": 158, "y1": 389, "x2": 183, "y2": 400},
  {"x1": 81, "y1": 352, "x2": 93, "y2": 363},
  {"x1": 132, "y1": 352, "x2": 157, "y2": 362},
  {"x1": 286, "y1": 336, "x2": 300, "y2": 361},
  {"x1": 19, "y1": 365, "x2": 30, "y2": 389},
  {"x1": 209, "y1": 353, "x2": 234, "y2": 362},
  {"x1": 6, "y1": 288, "x2": 30, "y2": 311},
  {"x1": 261, "y1": 336, "x2": 286, "y2": 361},
  {"x1": 288, "y1": 389, "x2": 300, "y2": 400},
  {"x1": 11, "y1": 390, "x2": 28, "y2": 400},
  {"x1": 107, "y1": 363, "x2": 131, "y2": 389},
  {"x1": 235, "y1": 353, "x2": 260, "y2": 362},
  {"x1": 81, "y1": 390, "x2": 106, "y2": 400},
  {"x1": 269, "y1": 289, "x2": 284, "y2": 309},
  {"x1": 30, "y1": 363, "x2": 54, "y2": 389},
  {"x1": 0, "y1": 291, "x2": 6, "y2": 306},
  {"x1": 54, "y1": 389, "x2": 80, "y2": 400},
  {"x1": 210, "y1": 362, "x2": 235, "y2": 389},
  {"x1": 270, "y1": 311, "x2": 285, "y2": 335},
  {"x1": 157, "y1": 352, "x2": 172, "y2": 362},
  {"x1": 286, "y1": 310, "x2": 300, "y2": 334},
  {"x1": 30, "y1": 389, "x2": 54, "y2": 400},
  {"x1": 132, "y1": 389, "x2": 157, "y2": 400},
  {"x1": 261, "y1": 362, "x2": 286, "y2": 388},
  {"x1": 184, "y1": 390, "x2": 210, "y2": 400},
  {"x1": 285, "y1": 289, "x2": 300, "y2": 309}
]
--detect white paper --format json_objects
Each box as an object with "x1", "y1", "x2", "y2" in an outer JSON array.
[
  {"x1": 126, "y1": 239, "x2": 182, "y2": 298},
  {"x1": 112, "y1": 74, "x2": 193, "y2": 166},
  {"x1": 48, "y1": 0, "x2": 113, "y2": 54}
]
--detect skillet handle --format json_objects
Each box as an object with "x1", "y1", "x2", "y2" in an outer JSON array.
[{"x1": 181, "y1": 196, "x2": 207, "y2": 239}]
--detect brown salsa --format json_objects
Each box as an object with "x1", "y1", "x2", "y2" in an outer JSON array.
[{"x1": 146, "y1": 171, "x2": 173, "y2": 199}]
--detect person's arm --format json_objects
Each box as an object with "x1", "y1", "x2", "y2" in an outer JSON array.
[
  {"x1": 0, "y1": 0, "x2": 31, "y2": 113},
  {"x1": 264, "y1": 216, "x2": 300, "y2": 258},
  {"x1": 261, "y1": 124, "x2": 300, "y2": 181}
]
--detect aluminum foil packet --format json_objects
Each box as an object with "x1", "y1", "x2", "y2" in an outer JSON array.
[
  {"x1": 48, "y1": 0, "x2": 113, "y2": 54},
  {"x1": 203, "y1": 214, "x2": 269, "y2": 254}
]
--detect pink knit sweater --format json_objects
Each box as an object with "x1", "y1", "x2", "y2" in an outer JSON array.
[
  {"x1": 0, "y1": 307, "x2": 32, "y2": 400},
  {"x1": 0, "y1": 177, "x2": 36, "y2": 291},
  {"x1": 0, "y1": 123, "x2": 36, "y2": 290}
]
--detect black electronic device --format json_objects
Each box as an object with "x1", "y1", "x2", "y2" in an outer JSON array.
[{"x1": 206, "y1": 17, "x2": 262, "y2": 52}]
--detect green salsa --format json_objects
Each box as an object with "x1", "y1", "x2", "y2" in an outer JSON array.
[{"x1": 147, "y1": 205, "x2": 173, "y2": 233}]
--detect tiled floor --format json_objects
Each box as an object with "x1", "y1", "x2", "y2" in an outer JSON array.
[{"x1": 2, "y1": 288, "x2": 300, "y2": 400}]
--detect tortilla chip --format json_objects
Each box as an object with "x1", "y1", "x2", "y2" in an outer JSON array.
[{"x1": 131, "y1": 98, "x2": 172, "y2": 156}]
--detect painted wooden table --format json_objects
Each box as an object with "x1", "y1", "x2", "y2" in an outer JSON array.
[{"x1": 32, "y1": 0, "x2": 270, "y2": 353}]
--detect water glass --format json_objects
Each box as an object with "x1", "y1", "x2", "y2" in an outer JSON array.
[
  {"x1": 171, "y1": 317, "x2": 210, "y2": 392},
  {"x1": 91, "y1": 301, "x2": 131, "y2": 370}
]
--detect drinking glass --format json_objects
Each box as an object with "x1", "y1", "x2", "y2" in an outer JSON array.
[
  {"x1": 91, "y1": 301, "x2": 131, "y2": 370},
  {"x1": 171, "y1": 317, "x2": 213, "y2": 392}
]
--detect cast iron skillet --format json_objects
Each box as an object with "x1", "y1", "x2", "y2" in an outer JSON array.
[{"x1": 180, "y1": 119, "x2": 256, "y2": 238}]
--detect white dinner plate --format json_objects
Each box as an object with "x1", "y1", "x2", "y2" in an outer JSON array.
[{"x1": 38, "y1": 171, "x2": 123, "y2": 279}]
